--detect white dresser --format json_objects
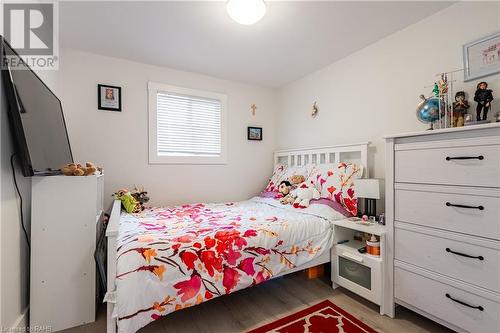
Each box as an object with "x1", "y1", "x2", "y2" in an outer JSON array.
[
  {"x1": 385, "y1": 123, "x2": 500, "y2": 332},
  {"x1": 31, "y1": 174, "x2": 104, "y2": 331}
]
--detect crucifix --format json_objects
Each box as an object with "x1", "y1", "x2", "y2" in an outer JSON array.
[{"x1": 251, "y1": 104, "x2": 257, "y2": 116}]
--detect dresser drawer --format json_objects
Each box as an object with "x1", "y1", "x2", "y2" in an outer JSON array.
[
  {"x1": 395, "y1": 140, "x2": 500, "y2": 187},
  {"x1": 395, "y1": 265, "x2": 500, "y2": 333},
  {"x1": 395, "y1": 224, "x2": 500, "y2": 292},
  {"x1": 395, "y1": 184, "x2": 500, "y2": 239}
]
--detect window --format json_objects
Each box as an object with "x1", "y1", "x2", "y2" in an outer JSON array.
[{"x1": 148, "y1": 82, "x2": 227, "y2": 164}]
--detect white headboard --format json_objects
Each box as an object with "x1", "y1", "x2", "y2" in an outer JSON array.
[{"x1": 274, "y1": 142, "x2": 370, "y2": 178}]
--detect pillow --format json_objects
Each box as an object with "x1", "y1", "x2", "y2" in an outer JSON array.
[
  {"x1": 306, "y1": 163, "x2": 364, "y2": 216},
  {"x1": 284, "y1": 165, "x2": 308, "y2": 180},
  {"x1": 264, "y1": 164, "x2": 288, "y2": 192}
]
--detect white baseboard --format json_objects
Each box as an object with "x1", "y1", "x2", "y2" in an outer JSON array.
[{"x1": 12, "y1": 307, "x2": 29, "y2": 329}]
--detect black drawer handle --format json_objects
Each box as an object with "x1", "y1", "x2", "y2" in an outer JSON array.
[
  {"x1": 446, "y1": 155, "x2": 483, "y2": 161},
  {"x1": 446, "y1": 248, "x2": 484, "y2": 261},
  {"x1": 446, "y1": 293, "x2": 484, "y2": 311},
  {"x1": 446, "y1": 202, "x2": 484, "y2": 210}
]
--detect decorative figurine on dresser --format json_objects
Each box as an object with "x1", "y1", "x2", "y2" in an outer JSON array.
[
  {"x1": 474, "y1": 81, "x2": 493, "y2": 121},
  {"x1": 452, "y1": 91, "x2": 470, "y2": 127}
]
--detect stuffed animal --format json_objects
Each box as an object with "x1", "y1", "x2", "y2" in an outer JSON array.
[
  {"x1": 289, "y1": 180, "x2": 321, "y2": 208},
  {"x1": 279, "y1": 175, "x2": 306, "y2": 205},
  {"x1": 61, "y1": 162, "x2": 98, "y2": 176},
  {"x1": 113, "y1": 189, "x2": 142, "y2": 213},
  {"x1": 278, "y1": 180, "x2": 293, "y2": 204},
  {"x1": 289, "y1": 174, "x2": 305, "y2": 185},
  {"x1": 61, "y1": 163, "x2": 82, "y2": 176},
  {"x1": 84, "y1": 162, "x2": 97, "y2": 175},
  {"x1": 131, "y1": 186, "x2": 150, "y2": 211}
]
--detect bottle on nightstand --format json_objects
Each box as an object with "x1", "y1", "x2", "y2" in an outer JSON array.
[{"x1": 366, "y1": 235, "x2": 380, "y2": 257}]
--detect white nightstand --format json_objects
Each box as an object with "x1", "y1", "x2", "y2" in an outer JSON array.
[{"x1": 331, "y1": 218, "x2": 389, "y2": 315}]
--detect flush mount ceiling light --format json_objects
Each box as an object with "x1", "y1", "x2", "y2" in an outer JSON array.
[{"x1": 226, "y1": 0, "x2": 267, "y2": 25}]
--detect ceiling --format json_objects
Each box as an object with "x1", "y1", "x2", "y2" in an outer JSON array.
[{"x1": 60, "y1": 1, "x2": 453, "y2": 88}]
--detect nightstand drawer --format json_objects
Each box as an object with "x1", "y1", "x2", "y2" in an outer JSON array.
[
  {"x1": 395, "y1": 140, "x2": 500, "y2": 187},
  {"x1": 332, "y1": 246, "x2": 382, "y2": 305},
  {"x1": 395, "y1": 224, "x2": 500, "y2": 292},
  {"x1": 394, "y1": 184, "x2": 500, "y2": 239}
]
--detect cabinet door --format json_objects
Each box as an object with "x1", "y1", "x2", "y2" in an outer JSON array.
[{"x1": 31, "y1": 175, "x2": 98, "y2": 331}]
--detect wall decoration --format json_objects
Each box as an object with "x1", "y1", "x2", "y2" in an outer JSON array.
[
  {"x1": 98, "y1": 84, "x2": 122, "y2": 111},
  {"x1": 251, "y1": 104, "x2": 257, "y2": 116},
  {"x1": 247, "y1": 126, "x2": 262, "y2": 141},
  {"x1": 463, "y1": 32, "x2": 500, "y2": 81},
  {"x1": 311, "y1": 101, "x2": 319, "y2": 117}
]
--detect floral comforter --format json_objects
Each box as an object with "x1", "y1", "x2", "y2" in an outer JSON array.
[{"x1": 115, "y1": 197, "x2": 347, "y2": 333}]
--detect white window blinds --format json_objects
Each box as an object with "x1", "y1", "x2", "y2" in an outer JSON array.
[{"x1": 156, "y1": 91, "x2": 222, "y2": 157}]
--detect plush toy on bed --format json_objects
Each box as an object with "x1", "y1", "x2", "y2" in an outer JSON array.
[
  {"x1": 131, "y1": 186, "x2": 150, "y2": 210},
  {"x1": 113, "y1": 189, "x2": 142, "y2": 213},
  {"x1": 279, "y1": 174, "x2": 306, "y2": 205},
  {"x1": 278, "y1": 180, "x2": 293, "y2": 204},
  {"x1": 289, "y1": 174, "x2": 305, "y2": 186},
  {"x1": 289, "y1": 180, "x2": 321, "y2": 208}
]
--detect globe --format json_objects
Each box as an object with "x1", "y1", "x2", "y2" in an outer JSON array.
[{"x1": 416, "y1": 95, "x2": 440, "y2": 125}]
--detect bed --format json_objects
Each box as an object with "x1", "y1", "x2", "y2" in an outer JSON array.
[{"x1": 105, "y1": 143, "x2": 369, "y2": 333}]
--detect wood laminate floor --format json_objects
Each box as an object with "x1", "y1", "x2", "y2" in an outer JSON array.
[{"x1": 63, "y1": 272, "x2": 453, "y2": 333}]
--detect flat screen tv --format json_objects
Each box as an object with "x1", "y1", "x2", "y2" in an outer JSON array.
[{"x1": 1, "y1": 36, "x2": 73, "y2": 176}]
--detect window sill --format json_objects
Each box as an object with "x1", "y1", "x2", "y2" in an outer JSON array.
[{"x1": 148, "y1": 155, "x2": 227, "y2": 165}]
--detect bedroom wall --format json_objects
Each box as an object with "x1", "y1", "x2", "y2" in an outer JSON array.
[
  {"x1": 275, "y1": 1, "x2": 500, "y2": 213},
  {"x1": 58, "y1": 48, "x2": 277, "y2": 209},
  {"x1": 0, "y1": 68, "x2": 59, "y2": 329}
]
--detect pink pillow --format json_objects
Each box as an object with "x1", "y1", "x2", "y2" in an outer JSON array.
[{"x1": 307, "y1": 163, "x2": 364, "y2": 216}]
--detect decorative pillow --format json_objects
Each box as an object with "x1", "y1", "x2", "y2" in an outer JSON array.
[
  {"x1": 306, "y1": 163, "x2": 364, "y2": 216},
  {"x1": 264, "y1": 164, "x2": 288, "y2": 192}
]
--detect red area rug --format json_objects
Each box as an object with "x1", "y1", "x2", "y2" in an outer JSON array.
[{"x1": 248, "y1": 300, "x2": 378, "y2": 333}]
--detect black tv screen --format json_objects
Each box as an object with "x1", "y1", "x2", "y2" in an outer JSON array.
[{"x1": 1, "y1": 37, "x2": 73, "y2": 176}]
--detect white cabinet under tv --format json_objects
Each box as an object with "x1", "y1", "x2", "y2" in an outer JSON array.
[{"x1": 30, "y1": 174, "x2": 103, "y2": 332}]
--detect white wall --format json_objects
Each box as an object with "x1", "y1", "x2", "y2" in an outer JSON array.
[
  {"x1": 276, "y1": 1, "x2": 500, "y2": 211},
  {"x1": 0, "y1": 67, "x2": 58, "y2": 329},
  {"x1": 58, "y1": 48, "x2": 277, "y2": 209}
]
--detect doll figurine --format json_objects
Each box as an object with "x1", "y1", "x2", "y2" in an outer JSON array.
[
  {"x1": 278, "y1": 180, "x2": 293, "y2": 204},
  {"x1": 474, "y1": 82, "x2": 493, "y2": 121},
  {"x1": 452, "y1": 91, "x2": 470, "y2": 127}
]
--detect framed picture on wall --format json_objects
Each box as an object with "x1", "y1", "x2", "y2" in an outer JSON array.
[
  {"x1": 247, "y1": 126, "x2": 262, "y2": 141},
  {"x1": 98, "y1": 84, "x2": 122, "y2": 111},
  {"x1": 463, "y1": 32, "x2": 500, "y2": 81}
]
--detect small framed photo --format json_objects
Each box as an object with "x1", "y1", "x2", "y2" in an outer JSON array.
[
  {"x1": 463, "y1": 32, "x2": 500, "y2": 82},
  {"x1": 98, "y1": 84, "x2": 122, "y2": 111},
  {"x1": 247, "y1": 126, "x2": 262, "y2": 141}
]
